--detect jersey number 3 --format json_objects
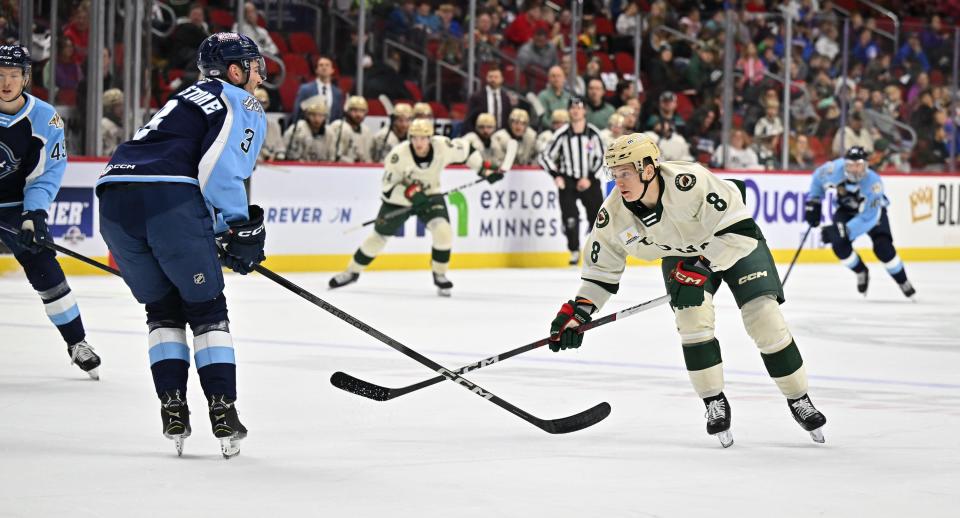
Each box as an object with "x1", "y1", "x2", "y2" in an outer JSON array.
[{"x1": 240, "y1": 129, "x2": 255, "y2": 153}]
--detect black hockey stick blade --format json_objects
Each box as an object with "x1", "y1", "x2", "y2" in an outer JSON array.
[
  {"x1": 330, "y1": 295, "x2": 671, "y2": 402},
  {"x1": 255, "y1": 264, "x2": 610, "y2": 434}
]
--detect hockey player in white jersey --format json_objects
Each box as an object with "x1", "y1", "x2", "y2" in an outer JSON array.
[
  {"x1": 491, "y1": 108, "x2": 538, "y2": 166},
  {"x1": 283, "y1": 95, "x2": 330, "y2": 162},
  {"x1": 547, "y1": 134, "x2": 827, "y2": 446},
  {"x1": 327, "y1": 95, "x2": 373, "y2": 163},
  {"x1": 462, "y1": 112, "x2": 497, "y2": 162},
  {"x1": 328, "y1": 119, "x2": 502, "y2": 295},
  {"x1": 536, "y1": 109, "x2": 569, "y2": 153},
  {"x1": 371, "y1": 102, "x2": 413, "y2": 163}
]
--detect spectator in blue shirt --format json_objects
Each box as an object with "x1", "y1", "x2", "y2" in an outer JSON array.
[
  {"x1": 852, "y1": 30, "x2": 879, "y2": 64},
  {"x1": 894, "y1": 33, "x2": 931, "y2": 74}
]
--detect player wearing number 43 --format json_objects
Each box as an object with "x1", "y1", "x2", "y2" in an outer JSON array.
[
  {"x1": 97, "y1": 33, "x2": 268, "y2": 458},
  {"x1": 329, "y1": 118, "x2": 503, "y2": 296},
  {"x1": 0, "y1": 45, "x2": 101, "y2": 379},
  {"x1": 548, "y1": 133, "x2": 827, "y2": 447},
  {"x1": 805, "y1": 146, "x2": 915, "y2": 299}
]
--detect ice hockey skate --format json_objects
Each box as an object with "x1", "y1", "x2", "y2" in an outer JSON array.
[
  {"x1": 703, "y1": 392, "x2": 733, "y2": 448},
  {"x1": 160, "y1": 390, "x2": 191, "y2": 456},
  {"x1": 328, "y1": 271, "x2": 359, "y2": 290},
  {"x1": 433, "y1": 272, "x2": 453, "y2": 297},
  {"x1": 209, "y1": 395, "x2": 247, "y2": 459},
  {"x1": 788, "y1": 394, "x2": 827, "y2": 443},
  {"x1": 899, "y1": 280, "x2": 916, "y2": 301},
  {"x1": 568, "y1": 250, "x2": 580, "y2": 266},
  {"x1": 856, "y1": 268, "x2": 869, "y2": 296},
  {"x1": 67, "y1": 341, "x2": 100, "y2": 380}
]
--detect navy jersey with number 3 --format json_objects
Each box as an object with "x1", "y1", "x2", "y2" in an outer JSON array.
[{"x1": 99, "y1": 78, "x2": 266, "y2": 230}]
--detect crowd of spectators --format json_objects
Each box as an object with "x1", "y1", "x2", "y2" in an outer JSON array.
[{"x1": 8, "y1": 0, "x2": 960, "y2": 172}]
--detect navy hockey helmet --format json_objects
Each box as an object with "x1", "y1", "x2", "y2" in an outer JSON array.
[
  {"x1": 197, "y1": 33, "x2": 266, "y2": 84},
  {"x1": 0, "y1": 45, "x2": 31, "y2": 101},
  {"x1": 844, "y1": 146, "x2": 869, "y2": 181}
]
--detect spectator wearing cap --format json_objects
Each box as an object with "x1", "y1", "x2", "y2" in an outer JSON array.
[
  {"x1": 644, "y1": 91, "x2": 687, "y2": 136},
  {"x1": 466, "y1": 66, "x2": 512, "y2": 133},
  {"x1": 517, "y1": 27, "x2": 559, "y2": 76},
  {"x1": 233, "y1": 2, "x2": 279, "y2": 57},
  {"x1": 284, "y1": 95, "x2": 331, "y2": 162},
  {"x1": 504, "y1": 2, "x2": 550, "y2": 46},
  {"x1": 895, "y1": 33, "x2": 931, "y2": 74},
  {"x1": 101, "y1": 89, "x2": 124, "y2": 156},
  {"x1": 254, "y1": 87, "x2": 286, "y2": 161},
  {"x1": 645, "y1": 116, "x2": 693, "y2": 162},
  {"x1": 537, "y1": 65, "x2": 572, "y2": 129},
  {"x1": 584, "y1": 78, "x2": 615, "y2": 129},
  {"x1": 292, "y1": 56, "x2": 343, "y2": 125},
  {"x1": 833, "y1": 111, "x2": 874, "y2": 157}
]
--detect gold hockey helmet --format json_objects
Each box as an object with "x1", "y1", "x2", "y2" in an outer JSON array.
[
  {"x1": 345, "y1": 95, "x2": 368, "y2": 112},
  {"x1": 413, "y1": 102, "x2": 433, "y2": 119},
  {"x1": 475, "y1": 113, "x2": 496, "y2": 128},
  {"x1": 301, "y1": 94, "x2": 329, "y2": 115},
  {"x1": 607, "y1": 113, "x2": 625, "y2": 129},
  {"x1": 409, "y1": 118, "x2": 435, "y2": 137},
  {"x1": 509, "y1": 108, "x2": 529, "y2": 125},
  {"x1": 102, "y1": 88, "x2": 124, "y2": 107},
  {"x1": 393, "y1": 102, "x2": 413, "y2": 119},
  {"x1": 551, "y1": 109, "x2": 570, "y2": 125},
  {"x1": 604, "y1": 133, "x2": 661, "y2": 170}
]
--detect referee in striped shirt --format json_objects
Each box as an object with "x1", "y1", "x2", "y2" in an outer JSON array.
[{"x1": 538, "y1": 96, "x2": 606, "y2": 265}]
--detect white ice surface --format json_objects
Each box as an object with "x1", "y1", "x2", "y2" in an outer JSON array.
[{"x1": 1, "y1": 263, "x2": 958, "y2": 517}]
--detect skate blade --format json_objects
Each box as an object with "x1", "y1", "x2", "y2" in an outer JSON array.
[
  {"x1": 809, "y1": 428, "x2": 825, "y2": 444},
  {"x1": 174, "y1": 436, "x2": 185, "y2": 456},
  {"x1": 437, "y1": 288, "x2": 451, "y2": 297},
  {"x1": 220, "y1": 436, "x2": 243, "y2": 458},
  {"x1": 85, "y1": 367, "x2": 100, "y2": 380},
  {"x1": 713, "y1": 430, "x2": 734, "y2": 448}
]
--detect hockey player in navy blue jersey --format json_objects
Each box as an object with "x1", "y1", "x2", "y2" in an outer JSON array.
[
  {"x1": 805, "y1": 147, "x2": 915, "y2": 299},
  {"x1": 97, "y1": 33, "x2": 267, "y2": 457},
  {"x1": 0, "y1": 45, "x2": 101, "y2": 379}
]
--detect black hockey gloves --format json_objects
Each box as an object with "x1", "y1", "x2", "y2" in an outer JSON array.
[
  {"x1": 667, "y1": 257, "x2": 711, "y2": 309},
  {"x1": 549, "y1": 298, "x2": 596, "y2": 351},
  {"x1": 804, "y1": 200, "x2": 821, "y2": 228},
  {"x1": 404, "y1": 182, "x2": 431, "y2": 217},
  {"x1": 478, "y1": 161, "x2": 504, "y2": 184},
  {"x1": 19, "y1": 209, "x2": 50, "y2": 253},
  {"x1": 219, "y1": 205, "x2": 266, "y2": 275},
  {"x1": 820, "y1": 222, "x2": 848, "y2": 244}
]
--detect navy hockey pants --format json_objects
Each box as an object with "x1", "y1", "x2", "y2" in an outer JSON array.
[
  {"x1": 0, "y1": 206, "x2": 86, "y2": 346},
  {"x1": 99, "y1": 183, "x2": 238, "y2": 399}
]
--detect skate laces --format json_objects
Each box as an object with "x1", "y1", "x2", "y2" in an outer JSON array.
[
  {"x1": 69, "y1": 342, "x2": 96, "y2": 364},
  {"x1": 791, "y1": 398, "x2": 818, "y2": 420},
  {"x1": 705, "y1": 399, "x2": 726, "y2": 421}
]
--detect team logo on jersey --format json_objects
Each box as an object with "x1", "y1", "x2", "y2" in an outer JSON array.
[
  {"x1": 390, "y1": 153, "x2": 399, "y2": 164},
  {"x1": 675, "y1": 173, "x2": 696, "y2": 191},
  {"x1": 0, "y1": 141, "x2": 22, "y2": 180},
  {"x1": 48, "y1": 113, "x2": 64, "y2": 129},
  {"x1": 193, "y1": 273, "x2": 206, "y2": 285},
  {"x1": 242, "y1": 95, "x2": 264, "y2": 113},
  {"x1": 596, "y1": 208, "x2": 610, "y2": 228}
]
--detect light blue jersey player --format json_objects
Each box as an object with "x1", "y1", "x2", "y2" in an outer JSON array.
[
  {"x1": 804, "y1": 147, "x2": 915, "y2": 299},
  {"x1": 0, "y1": 44, "x2": 101, "y2": 378},
  {"x1": 97, "y1": 33, "x2": 267, "y2": 457}
]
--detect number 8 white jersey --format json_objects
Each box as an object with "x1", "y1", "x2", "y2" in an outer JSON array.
[{"x1": 578, "y1": 161, "x2": 759, "y2": 309}]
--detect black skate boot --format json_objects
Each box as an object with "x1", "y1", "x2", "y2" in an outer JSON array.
[
  {"x1": 160, "y1": 390, "x2": 191, "y2": 456},
  {"x1": 788, "y1": 394, "x2": 827, "y2": 443},
  {"x1": 899, "y1": 280, "x2": 916, "y2": 301},
  {"x1": 67, "y1": 341, "x2": 101, "y2": 380},
  {"x1": 329, "y1": 271, "x2": 359, "y2": 289},
  {"x1": 856, "y1": 268, "x2": 869, "y2": 296},
  {"x1": 433, "y1": 272, "x2": 453, "y2": 297},
  {"x1": 209, "y1": 395, "x2": 247, "y2": 458},
  {"x1": 703, "y1": 392, "x2": 733, "y2": 448},
  {"x1": 569, "y1": 250, "x2": 580, "y2": 266}
]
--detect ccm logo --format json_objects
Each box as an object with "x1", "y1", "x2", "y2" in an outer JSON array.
[
  {"x1": 738, "y1": 271, "x2": 768, "y2": 285},
  {"x1": 674, "y1": 272, "x2": 704, "y2": 285},
  {"x1": 237, "y1": 225, "x2": 264, "y2": 238},
  {"x1": 436, "y1": 367, "x2": 494, "y2": 399}
]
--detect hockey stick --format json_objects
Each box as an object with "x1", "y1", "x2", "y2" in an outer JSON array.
[
  {"x1": 331, "y1": 294, "x2": 671, "y2": 402},
  {"x1": 252, "y1": 264, "x2": 611, "y2": 434},
  {"x1": 782, "y1": 226, "x2": 812, "y2": 287},
  {"x1": 0, "y1": 221, "x2": 121, "y2": 276},
  {"x1": 343, "y1": 177, "x2": 487, "y2": 234}
]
